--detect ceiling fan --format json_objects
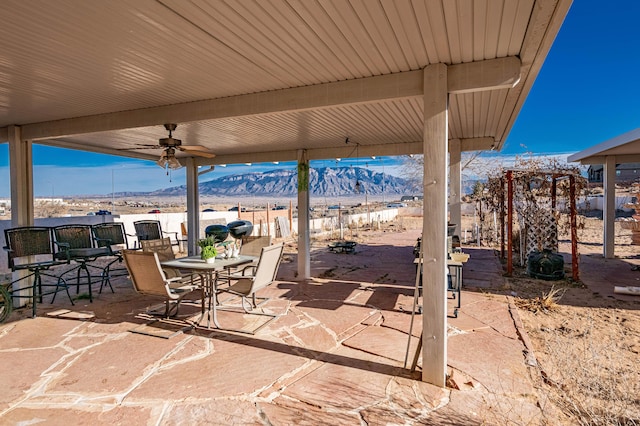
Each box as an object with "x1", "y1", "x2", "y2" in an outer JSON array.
[{"x1": 126, "y1": 123, "x2": 215, "y2": 169}]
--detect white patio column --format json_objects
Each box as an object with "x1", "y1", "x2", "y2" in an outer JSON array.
[
  {"x1": 297, "y1": 149, "x2": 311, "y2": 280},
  {"x1": 603, "y1": 156, "x2": 616, "y2": 258},
  {"x1": 8, "y1": 125, "x2": 34, "y2": 226},
  {"x1": 8, "y1": 125, "x2": 34, "y2": 307},
  {"x1": 185, "y1": 158, "x2": 199, "y2": 256},
  {"x1": 422, "y1": 64, "x2": 448, "y2": 387},
  {"x1": 449, "y1": 138, "x2": 461, "y2": 235}
]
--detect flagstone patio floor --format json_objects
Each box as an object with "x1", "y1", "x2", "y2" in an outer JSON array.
[{"x1": 0, "y1": 229, "x2": 550, "y2": 425}]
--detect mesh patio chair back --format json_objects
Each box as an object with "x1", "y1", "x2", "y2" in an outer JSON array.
[
  {"x1": 134, "y1": 220, "x2": 163, "y2": 242},
  {"x1": 140, "y1": 238, "x2": 175, "y2": 261},
  {"x1": 140, "y1": 238, "x2": 180, "y2": 278},
  {"x1": 134, "y1": 220, "x2": 180, "y2": 250},
  {"x1": 251, "y1": 243, "x2": 284, "y2": 291},
  {"x1": 4, "y1": 226, "x2": 57, "y2": 269},
  {"x1": 53, "y1": 224, "x2": 94, "y2": 251},
  {"x1": 240, "y1": 236, "x2": 272, "y2": 258},
  {"x1": 92, "y1": 222, "x2": 130, "y2": 250},
  {"x1": 123, "y1": 249, "x2": 169, "y2": 297}
]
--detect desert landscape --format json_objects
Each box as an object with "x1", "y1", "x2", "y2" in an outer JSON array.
[{"x1": 480, "y1": 214, "x2": 640, "y2": 425}]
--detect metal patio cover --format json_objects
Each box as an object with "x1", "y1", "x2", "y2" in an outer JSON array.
[
  {"x1": 0, "y1": 0, "x2": 571, "y2": 164},
  {"x1": 568, "y1": 127, "x2": 640, "y2": 259}
]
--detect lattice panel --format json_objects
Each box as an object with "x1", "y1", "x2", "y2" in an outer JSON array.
[
  {"x1": 513, "y1": 184, "x2": 558, "y2": 263},
  {"x1": 525, "y1": 209, "x2": 558, "y2": 260}
]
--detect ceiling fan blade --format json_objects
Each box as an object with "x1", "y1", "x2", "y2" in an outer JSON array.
[
  {"x1": 119, "y1": 143, "x2": 163, "y2": 150},
  {"x1": 180, "y1": 148, "x2": 216, "y2": 158},
  {"x1": 178, "y1": 144, "x2": 209, "y2": 152},
  {"x1": 178, "y1": 145, "x2": 216, "y2": 158}
]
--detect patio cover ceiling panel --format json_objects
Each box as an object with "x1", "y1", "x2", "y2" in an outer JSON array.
[
  {"x1": 45, "y1": 98, "x2": 425, "y2": 160},
  {"x1": 0, "y1": 0, "x2": 571, "y2": 163}
]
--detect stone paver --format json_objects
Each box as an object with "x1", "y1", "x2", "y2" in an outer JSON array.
[{"x1": 0, "y1": 230, "x2": 552, "y2": 424}]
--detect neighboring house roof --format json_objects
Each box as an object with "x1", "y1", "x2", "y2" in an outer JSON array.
[{"x1": 569, "y1": 128, "x2": 640, "y2": 165}]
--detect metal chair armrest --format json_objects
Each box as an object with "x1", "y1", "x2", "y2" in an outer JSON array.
[
  {"x1": 166, "y1": 273, "x2": 203, "y2": 289},
  {"x1": 93, "y1": 237, "x2": 116, "y2": 256},
  {"x1": 4, "y1": 246, "x2": 15, "y2": 269},
  {"x1": 162, "y1": 230, "x2": 180, "y2": 246},
  {"x1": 94, "y1": 236, "x2": 112, "y2": 247},
  {"x1": 240, "y1": 265, "x2": 257, "y2": 276},
  {"x1": 53, "y1": 242, "x2": 71, "y2": 262}
]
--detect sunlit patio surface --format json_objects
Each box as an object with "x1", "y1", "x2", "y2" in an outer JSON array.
[{"x1": 0, "y1": 229, "x2": 545, "y2": 425}]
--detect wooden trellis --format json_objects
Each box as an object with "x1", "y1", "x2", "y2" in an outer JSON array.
[{"x1": 498, "y1": 169, "x2": 580, "y2": 281}]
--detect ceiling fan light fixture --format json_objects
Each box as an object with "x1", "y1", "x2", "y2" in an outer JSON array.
[
  {"x1": 156, "y1": 151, "x2": 168, "y2": 168},
  {"x1": 156, "y1": 147, "x2": 182, "y2": 169},
  {"x1": 167, "y1": 155, "x2": 182, "y2": 169}
]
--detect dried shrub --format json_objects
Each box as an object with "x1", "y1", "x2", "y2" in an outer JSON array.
[
  {"x1": 515, "y1": 286, "x2": 564, "y2": 313},
  {"x1": 533, "y1": 315, "x2": 640, "y2": 425}
]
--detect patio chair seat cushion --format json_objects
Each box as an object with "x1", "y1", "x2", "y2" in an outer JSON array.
[
  {"x1": 55, "y1": 247, "x2": 110, "y2": 261},
  {"x1": 227, "y1": 278, "x2": 253, "y2": 295}
]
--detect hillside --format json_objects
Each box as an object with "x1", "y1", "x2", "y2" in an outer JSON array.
[{"x1": 149, "y1": 166, "x2": 418, "y2": 197}]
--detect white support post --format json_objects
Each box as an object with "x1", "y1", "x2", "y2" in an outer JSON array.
[
  {"x1": 297, "y1": 150, "x2": 311, "y2": 280},
  {"x1": 603, "y1": 156, "x2": 616, "y2": 258},
  {"x1": 8, "y1": 125, "x2": 33, "y2": 307},
  {"x1": 422, "y1": 64, "x2": 448, "y2": 387},
  {"x1": 8, "y1": 125, "x2": 34, "y2": 227},
  {"x1": 449, "y1": 139, "x2": 461, "y2": 235},
  {"x1": 185, "y1": 158, "x2": 199, "y2": 256}
]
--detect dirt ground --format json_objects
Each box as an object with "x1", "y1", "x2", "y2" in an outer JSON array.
[{"x1": 464, "y1": 214, "x2": 640, "y2": 425}]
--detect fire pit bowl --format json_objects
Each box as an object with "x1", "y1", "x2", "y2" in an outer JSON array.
[
  {"x1": 205, "y1": 224, "x2": 229, "y2": 243},
  {"x1": 227, "y1": 220, "x2": 253, "y2": 240}
]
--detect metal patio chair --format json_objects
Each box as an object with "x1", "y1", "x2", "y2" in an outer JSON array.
[
  {"x1": 218, "y1": 236, "x2": 272, "y2": 286},
  {"x1": 140, "y1": 237, "x2": 183, "y2": 279},
  {"x1": 218, "y1": 242, "x2": 284, "y2": 312},
  {"x1": 122, "y1": 249, "x2": 201, "y2": 319},
  {"x1": 92, "y1": 222, "x2": 132, "y2": 286},
  {"x1": 2, "y1": 226, "x2": 73, "y2": 319},
  {"x1": 52, "y1": 224, "x2": 113, "y2": 302},
  {"x1": 133, "y1": 220, "x2": 180, "y2": 249},
  {"x1": 216, "y1": 243, "x2": 284, "y2": 334}
]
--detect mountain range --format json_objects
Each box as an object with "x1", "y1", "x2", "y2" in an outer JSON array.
[{"x1": 147, "y1": 167, "x2": 418, "y2": 197}]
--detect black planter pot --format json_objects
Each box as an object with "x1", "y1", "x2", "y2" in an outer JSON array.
[
  {"x1": 227, "y1": 220, "x2": 253, "y2": 239},
  {"x1": 205, "y1": 224, "x2": 229, "y2": 243},
  {"x1": 527, "y1": 249, "x2": 565, "y2": 280}
]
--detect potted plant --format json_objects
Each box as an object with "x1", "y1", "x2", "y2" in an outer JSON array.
[{"x1": 198, "y1": 237, "x2": 218, "y2": 263}]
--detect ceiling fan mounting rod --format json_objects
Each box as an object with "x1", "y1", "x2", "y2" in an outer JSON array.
[{"x1": 164, "y1": 123, "x2": 177, "y2": 137}]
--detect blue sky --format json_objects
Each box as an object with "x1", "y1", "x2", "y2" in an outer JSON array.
[
  {"x1": 503, "y1": 0, "x2": 640, "y2": 154},
  {"x1": 2, "y1": 0, "x2": 639, "y2": 197}
]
